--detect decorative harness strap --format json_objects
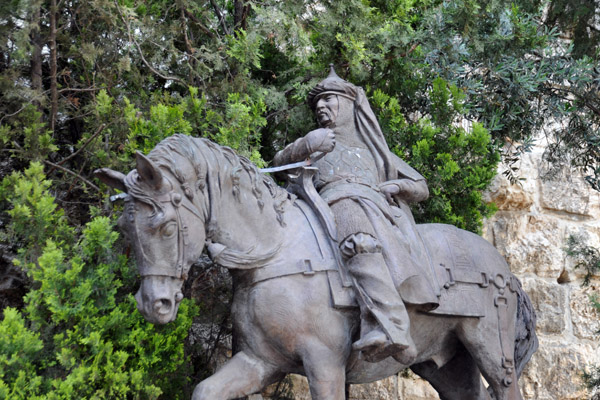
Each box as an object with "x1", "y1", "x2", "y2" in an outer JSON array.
[{"x1": 135, "y1": 180, "x2": 205, "y2": 280}]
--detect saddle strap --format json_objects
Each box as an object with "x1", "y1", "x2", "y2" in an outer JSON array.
[{"x1": 250, "y1": 257, "x2": 338, "y2": 285}]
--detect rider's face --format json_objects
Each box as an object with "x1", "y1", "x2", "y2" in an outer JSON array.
[{"x1": 315, "y1": 94, "x2": 338, "y2": 128}]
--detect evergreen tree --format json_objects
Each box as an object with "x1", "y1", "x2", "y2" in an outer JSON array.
[{"x1": 1, "y1": 0, "x2": 599, "y2": 396}]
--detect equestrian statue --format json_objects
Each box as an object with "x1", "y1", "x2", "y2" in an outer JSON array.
[{"x1": 95, "y1": 66, "x2": 537, "y2": 400}]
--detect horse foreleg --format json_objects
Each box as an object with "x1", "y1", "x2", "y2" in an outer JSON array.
[
  {"x1": 302, "y1": 342, "x2": 347, "y2": 400},
  {"x1": 192, "y1": 351, "x2": 277, "y2": 400}
]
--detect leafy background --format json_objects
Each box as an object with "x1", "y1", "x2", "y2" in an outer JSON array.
[{"x1": 1, "y1": 0, "x2": 599, "y2": 398}]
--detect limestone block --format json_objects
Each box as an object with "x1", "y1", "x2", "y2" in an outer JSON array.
[
  {"x1": 348, "y1": 376, "x2": 397, "y2": 400},
  {"x1": 484, "y1": 174, "x2": 534, "y2": 211},
  {"x1": 264, "y1": 373, "x2": 438, "y2": 400},
  {"x1": 261, "y1": 375, "x2": 311, "y2": 399},
  {"x1": 486, "y1": 214, "x2": 565, "y2": 278},
  {"x1": 570, "y1": 282, "x2": 600, "y2": 340},
  {"x1": 398, "y1": 374, "x2": 439, "y2": 399},
  {"x1": 520, "y1": 337, "x2": 597, "y2": 400},
  {"x1": 539, "y1": 168, "x2": 600, "y2": 216},
  {"x1": 521, "y1": 277, "x2": 569, "y2": 334}
]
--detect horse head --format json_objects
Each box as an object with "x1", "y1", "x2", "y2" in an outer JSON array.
[{"x1": 95, "y1": 148, "x2": 207, "y2": 324}]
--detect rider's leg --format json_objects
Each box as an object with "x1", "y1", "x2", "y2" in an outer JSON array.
[
  {"x1": 192, "y1": 351, "x2": 279, "y2": 400},
  {"x1": 341, "y1": 233, "x2": 416, "y2": 364},
  {"x1": 330, "y1": 198, "x2": 416, "y2": 363}
]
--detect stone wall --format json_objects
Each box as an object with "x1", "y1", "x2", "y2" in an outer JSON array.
[
  {"x1": 260, "y1": 142, "x2": 600, "y2": 399},
  {"x1": 482, "y1": 143, "x2": 600, "y2": 400}
]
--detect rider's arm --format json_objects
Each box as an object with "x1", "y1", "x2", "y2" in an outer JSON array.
[
  {"x1": 273, "y1": 128, "x2": 335, "y2": 166},
  {"x1": 380, "y1": 178, "x2": 429, "y2": 204},
  {"x1": 382, "y1": 153, "x2": 429, "y2": 204},
  {"x1": 273, "y1": 136, "x2": 312, "y2": 166}
]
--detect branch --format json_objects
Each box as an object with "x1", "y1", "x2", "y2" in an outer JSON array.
[
  {"x1": 209, "y1": 0, "x2": 231, "y2": 36},
  {"x1": 115, "y1": 0, "x2": 186, "y2": 87},
  {"x1": 544, "y1": 82, "x2": 600, "y2": 117},
  {"x1": 183, "y1": 7, "x2": 215, "y2": 38},
  {"x1": 57, "y1": 87, "x2": 101, "y2": 94},
  {"x1": 400, "y1": 42, "x2": 419, "y2": 57},
  {"x1": 56, "y1": 123, "x2": 106, "y2": 166},
  {"x1": 49, "y1": 0, "x2": 58, "y2": 132},
  {"x1": 0, "y1": 104, "x2": 28, "y2": 124},
  {"x1": 44, "y1": 160, "x2": 102, "y2": 193},
  {"x1": 180, "y1": 5, "x2": 195, "y2": 56}
]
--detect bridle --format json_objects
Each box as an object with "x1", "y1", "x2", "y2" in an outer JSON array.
[{"x1": 129, "y1": 176, "x2": 205, "y2": 281}]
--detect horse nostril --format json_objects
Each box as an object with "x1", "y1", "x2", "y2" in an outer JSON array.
[
  {"x1": 175, "y1": 292, "x2": 184, "y2": 303},
  {"x1": 153, "y1": 298, "x2": 173, "y2": 315}
]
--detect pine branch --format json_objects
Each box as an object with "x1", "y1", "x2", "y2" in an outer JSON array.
[
  {"x1": 115, "y1": 0, "x2": 186, "y2": 87},
  {"x1": 209, "y1": 0, "x2": 231, "y2": 36},
  {"x1": 54, "y1": 123, "x2": 106, "y2": 167},
  {"x1": 183, "y1": 7, "x2": 215, "y2": 38},
  {"x1": 44, "y1": 160, "x2": 102, "y2": 193}
]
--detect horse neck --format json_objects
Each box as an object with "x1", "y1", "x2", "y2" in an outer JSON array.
[{"x1": 204, "y1": 150, "x2": 293, "y2": 257}]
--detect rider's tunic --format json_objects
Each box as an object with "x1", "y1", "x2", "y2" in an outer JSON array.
[{"x1": 311, "y1": 137, "x2": 437, "y2": 307}]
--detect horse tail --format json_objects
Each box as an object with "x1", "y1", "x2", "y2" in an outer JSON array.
[{"x1": 513, "y1": 277, "x2": 538, "y2": 377}]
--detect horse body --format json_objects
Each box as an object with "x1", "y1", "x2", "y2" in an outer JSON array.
[{"x1": 95, "y1": 134, "x2": 537, "y2": 400}]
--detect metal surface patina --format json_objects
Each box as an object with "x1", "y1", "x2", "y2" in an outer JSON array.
[{"x1": 95, "y1": 66, "x2": 538, "y2": 400}]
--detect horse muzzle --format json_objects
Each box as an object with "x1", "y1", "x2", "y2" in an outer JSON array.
[{"x1": 135, "y1": 276, "x2": 184, "y2": 324}]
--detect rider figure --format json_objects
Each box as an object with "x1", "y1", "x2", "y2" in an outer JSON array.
[{"x1": 274, "y1": 66, "x2": 439, "y2": 364}]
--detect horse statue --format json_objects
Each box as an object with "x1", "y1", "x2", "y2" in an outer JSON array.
[{"x1": 95, "y1": 134, "x2": 537, "y2": 400}]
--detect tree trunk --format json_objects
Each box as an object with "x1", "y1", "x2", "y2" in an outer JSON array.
[
  {"x1": 234, "y1": 0, "x2": 250, "y2": 32},
  {"x1": 30, "y1": 4, "x2": 43, "y2": 113},
  {"x1": 49, "y1": 0, "x2": 58, "y2": 132}
]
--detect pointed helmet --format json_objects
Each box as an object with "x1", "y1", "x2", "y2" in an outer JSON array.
[{"x1": 307, "y1": 64, "x2": 360, "y2": 110}]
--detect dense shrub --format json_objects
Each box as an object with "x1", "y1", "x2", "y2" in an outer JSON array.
[
  {"x1": 374, "y1": 77, "x2": 500, "y2": 233},
  {"x1": 0, "y1": 164, "x2": 197, "y2": 399}
]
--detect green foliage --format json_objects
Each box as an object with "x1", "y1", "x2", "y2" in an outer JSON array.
[
  {"x1": 546, "y1": 0, "x2": 600, "y2": 58},
  {"x1": 0, "y1": 105, "x2": 58, "y2": 162},
  {"x1": 0, "y1": 167, "x2": 197, "y2": 399},
  {"x1": 0, "y1": 308, "x2": 44, "y2": 399},
  {"x1": 2, "y1": 0, "x2": 600, "y2": 395},
  {"x1": 89, "y1": 88, "x2": 267, "y2": 174},
  {"x1": 374, "y1": 78, "x2": 499, "y2": 232},
  {"x1": 566, "y1": 234, "x2": 600, "y2": 287},
  {"x1": 0, "y1": 162, "x2": 73, "y2": 269}
]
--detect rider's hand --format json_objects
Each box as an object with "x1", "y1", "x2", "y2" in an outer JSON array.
[
  {"x1": 305, "y1": 128, "x2": 336, "y2": 154},
  {"x1": 380, "y1": 179, "x2": 429, "y2": 204},
  {"x1": 379, "y1": 181, "x2": 404, "y2": 205}
]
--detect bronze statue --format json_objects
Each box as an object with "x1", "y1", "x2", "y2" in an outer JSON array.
[
  {"x1": 95, "y1": 68, "x2": 537, "y2": 400},
  {"x1": 273, "y1": 66, "x2": 438, "y2": 365}
]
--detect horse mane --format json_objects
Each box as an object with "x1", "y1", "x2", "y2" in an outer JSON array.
[{"x1": 124, "y1": 134, "x2": 292, "y2": 225}]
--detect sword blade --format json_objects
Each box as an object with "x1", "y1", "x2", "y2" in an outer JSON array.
[{"x1": 260, "y1": 152, "x2": 326, "y2": 174}]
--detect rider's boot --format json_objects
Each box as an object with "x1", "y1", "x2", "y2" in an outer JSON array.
[{"x1": 345, "y1": 251, "x2": 417, "y2": 365}]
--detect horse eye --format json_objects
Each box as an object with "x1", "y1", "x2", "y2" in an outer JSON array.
[{"x1": 161, "y1": 222, "x2": 177, "y2": 238}]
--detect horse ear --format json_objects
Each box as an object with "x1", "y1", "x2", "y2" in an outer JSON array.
[
  {"x1": 94, "y1": 168, "x2": 127, "y2": 192},
  {"x1": 135, "y1": 151, "x2": 163, "y2": 189}
]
